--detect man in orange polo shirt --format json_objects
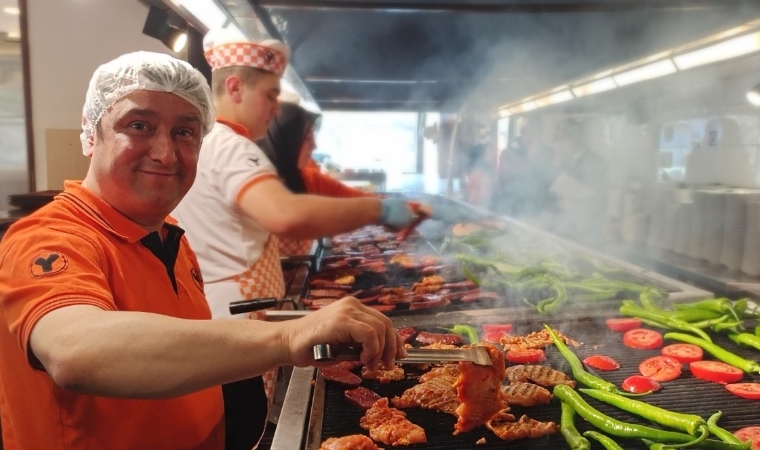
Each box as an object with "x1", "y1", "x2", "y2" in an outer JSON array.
[{"x1": 0, "y1": 51, "x2": 405, "y2": 450}]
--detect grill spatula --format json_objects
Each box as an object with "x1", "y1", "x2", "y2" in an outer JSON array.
[{"x1": 312, "y1": 344, "x2": 492, "y2": 366}]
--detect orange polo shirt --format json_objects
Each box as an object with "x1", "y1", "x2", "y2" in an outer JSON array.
[
  {"x1": 301, "y1": 167, "x2": 369, "y2": 198},
  {"x1": 0, "y1": 181, "x2": 224, "y2": 450}
]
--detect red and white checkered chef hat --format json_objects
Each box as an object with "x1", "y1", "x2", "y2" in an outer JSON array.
[{"x1": 203, "y1": 28, "x2": 290, "y2": 76}]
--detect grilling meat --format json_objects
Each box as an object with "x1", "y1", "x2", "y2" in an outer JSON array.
[
  {"x1": 319, "y1": 435, "x2": 382, "y2": 450},
  {"x1": 334, "y1": 275, "x2": 356, "y2": 285},
  {"x1": 499, "y1": 329, "x2": 580, "y2": 352},
  {"x1": 453, "y1": 344, "x2": 506, "y2": 434},
  {"x1": 320, "y1": 366, "x2": 362, "y2": 389},
  {"x1": 345, "y1": 387, "x2": 383, "y2": 410},
  {"x1": 310, "y1": 289, "x2": 352, "y2": 299},
  {"x1": 409, "y1": 295, "x2": 450, "y2": 310},
  {"x1": 411, "y1": 275, "x2": 445, "y2": 292},
  {"x1": 415, "y1": 332, "x2": 463, "y2": 346},
  {"x1": 461, "y1": 291, "x2": 500, "y2": 303},
  {"x1": 362, "y1": 365, "x2": 405, "y2": 383},
  {"x1": 396, "y1": 327, "x2": 416, "y2": 343},
  {"x1": 486, "y1": 413, "x2": 558, "y2": 442},
  {"x1": 500, "y1": 382, "x2": 552, "y2": 407},
  {"x1": 504, "y1": 365, "x2": 576, "y2": 388},
  {"x1": 391, "y1": 365, "x2": 460, "y2": 415},
  {"x1": 309, "y1": 280, "x2": 353, "y2": 290},
  {"x1": 360, "y1": 398, "x2": 427, "y2": 446}
]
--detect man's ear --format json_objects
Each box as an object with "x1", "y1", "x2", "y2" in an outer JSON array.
[{"x1": 225, "y1": 75, "x2": 244, "y2": 103}]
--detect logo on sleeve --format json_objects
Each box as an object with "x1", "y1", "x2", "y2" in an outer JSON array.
[
  {"x1": 248, "y1": 157, "x2": 259, "y2": 166},
  {"x1": 190, "y1": 267, "x2": 204, "y2": 292},
  {"x1": 29, "y1": 251, "x2": 68, "y2": 278}
]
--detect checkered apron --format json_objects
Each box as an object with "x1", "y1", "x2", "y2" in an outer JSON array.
[
  {"x1": 232, "y1": 235, "x2": 285, "y2": 405},
  {"x1": 277, "y1": 238, "x2": 314, "y2": 257}
]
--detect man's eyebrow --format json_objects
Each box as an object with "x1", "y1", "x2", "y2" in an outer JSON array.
[
  {"x1": 177, "y1": 114, "x2": 201, "y2": 124},
  {"x1": 122, "y1": 109, "x2": 200, "y2": 124}
]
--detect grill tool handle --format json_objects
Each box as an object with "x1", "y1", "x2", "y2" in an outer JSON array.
[
  {"x1": 312, "y1": 344, "x2": 490, "y2": 365},
  {"x1": 229, "y1": 298, "x2": 296, "y2": 315}
]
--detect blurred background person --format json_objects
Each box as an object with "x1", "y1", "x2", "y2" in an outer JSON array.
[
  {"x1": 494, "y1": 116, "x2": 556, "y2": 218},
  {"x1": 463, "y1": 142, "x2": 496, "y2": 209},
  {"x1": 549, "y1": 118, "x2": 609, "y2": 245}
]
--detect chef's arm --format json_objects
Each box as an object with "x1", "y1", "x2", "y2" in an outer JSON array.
[
  {"x1": 29, "y1": 299, "x2": 403, "y2": 399},
  {"x1": 237, "y1": 178, "x2": 384, "y2": 239}
]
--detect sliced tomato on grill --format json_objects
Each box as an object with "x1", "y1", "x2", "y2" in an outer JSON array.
[
  {"x1": 689, "y1": 360, "x2": 743, "y2": 384},
  {"x1": 506, "y1": 349, "x2": 546, "y2": 364},
  {"x1": 733, "y1": 426, "x2": 760, "y2": 450},
  {"x1": 606, "y1": 317, "x2": 643, "y2": 332},
  {"x1": 726, "y1": 383, "x2": 760, "y2": 400},
  {"x1": 621, "y1": 375, "x2": 662, "y2": 394},
  {"x1": 623, "y1": 328, "x2": 663, "y2": 350},
  {"x1": 482, "y1": 323, "x2": 513, "y2": 334},
  {"x1": 639, "y1": 356, "x2": 682, "y2": 382},
  {"x1": 483, "y1": 330, "x2": 507, "y2": 344},
  {"x1": 583, "y1": 355, "x2": 620, "y2": 371},
  {"x1": 662, "y1": 344, "x2": 703, "y2": 364}
]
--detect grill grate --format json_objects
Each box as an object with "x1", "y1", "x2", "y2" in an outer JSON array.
[{"x1": 313, "y1": 317, "x2": 760, "y2": 449}]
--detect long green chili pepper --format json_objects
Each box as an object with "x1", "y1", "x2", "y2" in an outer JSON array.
[
  {"x1": 713, "y1": 321, "x2": 744, "y2": 333},
  {"x1": 583, "y1": 431, "x2": 624, "y2": 450},
  {"x1": 639, "y1": 288, "x2": 666, "y2": 310},
  {"x1": 673, "y1": 298, "x2": 742, "y2": 323},
  {"x1": 544, "y1": 325, "x2": 644, "y2": 396},
  {"x1": 708, "y1": 411, "x2": 748, "y2": 447},
  {"x1": 694, "y1": 440, "x2": 753, "y2": 450},
  {"x1": 561, "y1": 401, "x2": 590, "y2": 450},
  {"x1": 554, "y1": 385, "x2": 707, "y2": 447},
  {"x1": 640, "y1": 318, "x2": 671, "y2": 330},
  {"x1": 667, "y1": 308, "x2": 724, "y2": 323},
  {"x1": 536, "y1": 283, "x2": 568, "y2": 314},
  {"x1": 690, "y1": 315, "x2": 731, "y2": 329},
  {"x1": 728, "y1": 332, "x2": 760, "y2": 352},
  {"x1": 579, "y1": 388, "x2": 706, "y2": 435},
  {"x1": 620, "y1": 301, "x2": 713, "y2": 342},
  {"x1": 642, "y1": 439, "x2": 668, "y2": 450},
  {"x1": 444, "y1": 324, "x2": 479, "y2": 344},
  {"x1": 664, "y1": 332, "x2": 760, "y2": 374}
]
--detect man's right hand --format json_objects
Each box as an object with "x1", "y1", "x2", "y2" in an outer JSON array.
[
  {"x1": 378, "y1": 198, "x2": 416, "y2": 229},
  {"x1": 281, "y1": 297, "x2": 406, "y2": 371}
]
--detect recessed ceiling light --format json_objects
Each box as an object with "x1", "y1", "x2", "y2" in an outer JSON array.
[{"x1": 3, "y1": 6, "x2": 19, "y2": 15}]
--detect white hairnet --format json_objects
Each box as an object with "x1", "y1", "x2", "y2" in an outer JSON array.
[{"x1": 80, "y1": 51, "x2": 214, "y2": 156}]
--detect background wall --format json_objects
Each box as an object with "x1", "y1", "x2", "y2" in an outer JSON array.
[{"x1": 27, "y1": 0, "x2": 175, "y2": 190}]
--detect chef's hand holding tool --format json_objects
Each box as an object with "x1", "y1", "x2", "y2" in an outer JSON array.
[{"x1": 312, "y1": 343, "x2": 492, "y2": 366}]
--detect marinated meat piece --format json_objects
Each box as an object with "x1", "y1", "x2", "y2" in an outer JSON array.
[
  {"x1": 396, "y1": 327, "x2": 416, "y2": 343},
  {"x1": 440, "y1": 280, "x2": 478, "y2": 290},
  {"x1": 335, "y1": 361, "x2": 362, "y2": 371},
  {"x1": 325, "y1": 260, "x2": 351, "y2": 270},
  {"x1": 392, "y1": 366, "x2": 459, "y2": 415},
  {"x1": 356, "y1": 261, "x2": 387, "y2": 273},
  {"x1": 453, "y1": 344, "x2": 506, "y2": 434},
  {"x1": 389, "y1": 254, "x2": 414, "y2": 266},
  {"x1": 334, "y1": 275, "x2": 356, "y2": 285},
  {"x1": 380, "y1": 287, "x2": 409, "y2": 296},
  {"x1": 358, "y1": 245, "x2": 381, "y2": 255},
  {"x1": 309, "y1": 280, "x2": 352, "y2": 290},
  {"x1": 377, "y1": 294, "x2": 414, "y2": 305},
  {"x1": 321, "y1": 366, "x2": 362, "y2": 389},
  {"x1": 310, "y1": 289, "x2": 352, "y2": 299},
  {"x1": 461, "y1": 291, "x2": 500, "y2": 303},
  {"x1": 319, "y1": 435, "x2": 382, "y2": 450},
  {"x1": 412, "y1": 275, "x2": 445, "y2": 289},
  {"x1": 500, "y1": 382, "x2": 552, "y2": 407},
  {"x1": 360, "y1": 398, "x2": 426, "y2": 446},
  {"x1": 419, "y1": 364, "x2": 459, "y2": 382},
  {"x1": 409, "y1": 295, "x2": 450, "y2": 310},
  {"x1": 362, "y1": 365, "x2": 404, "y2": 383},
  {"x1": 416, "y1": 332, "x2": 463, "y2": 346},
  {"x1": 443, "y1": 288, "x2": 481, "y2": 302},
  {"x1": 486, "y1": 413, "x2": 558, "y2": 442},
  {"x1": 412, "y1": 285, "x2": 443, "y2": 294},
  {"x1": 421, "y1": 265, "x2": 447, "y2": 276},
  {"x1": 419, "y1": 343, "x2": 460, "y2": 351},
  {"x1": 504, "y1": 365, "x2": 576, "y2": 388},
  {"x1": 499, "y1": 329, "x2": 580, "y2": 352},
  {"x1": 419, "y1": 255, "x2": 441, "y2": 266},
  {"x1": 356, "y1": 295, "x2": 380, "y2": 304},
  {"x1": 345, "y1": 387, "x2": 383, "y2": 410}
]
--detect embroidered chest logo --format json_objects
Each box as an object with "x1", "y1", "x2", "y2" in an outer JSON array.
[
  {"x1": 190, "y1": 267, "x2": 204, "y2": 292},
  {"x1": 29, "y1": 251, "x2": 69, "y2": 278},
  {"x1": 249, "y1": 157, "x2": 260, "y2": 166}
]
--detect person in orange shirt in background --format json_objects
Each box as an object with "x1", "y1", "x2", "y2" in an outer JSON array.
[
  {"x1": 257, "y1": 98, "x2": 372, "y2": 256},
  {"x1": 0, "y1": 51, "x2": 405, "y2": 450}
]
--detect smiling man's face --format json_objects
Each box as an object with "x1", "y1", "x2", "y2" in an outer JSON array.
[{"x1": 84, "y1": 90, "x2": 203, "y2": 228}]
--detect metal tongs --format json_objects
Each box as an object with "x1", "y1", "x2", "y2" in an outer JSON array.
[
  {"x1": 228, "y1": 297, "x2": 308, "y2": 319},
  {"x1": 312, "y1": 343, "x2": 492, "y2": 366},
  {"x1": 398, "y1": 202, "x2": 431, "y2": 241}
]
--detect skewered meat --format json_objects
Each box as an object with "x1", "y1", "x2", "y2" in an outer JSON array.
[
  {"x1": 360, "y1": 398, "x2": 427, "y2": 446},
  {"x1": 412, "y1": 285, "x2": 443, "y2": 294},
  {"x1": 319, "y1": 435, "x2": 382, "y2": 450},
  {"x1": 486, "y1": 413, "x2": 558, "y2": 441},
  {"x1": 377, "y1": 294, "x2": 414, "y2": 305},
  {"x1": 440, "y1": 280, "x2": 478, "y2": 290},
  {"x1": 321, "y1": 366, "x2": 362, "y2": 389},
  {"x1": 309, "y1": 280, "x2": 353, "y2": 290},
  {"x1": 389, "y1": 254, "x2": 414, "y2": 266},
  {"x1": 500, "y1": 382, "x2": 552, "y2": 406},
  {"x1": 310, "y1": 289, "x2": 353, "y2": 299},
  {"x1": 392, "y1": 365, "x2": 460, "y2": 415},
  {"x1": 504, "y1": 365, "x2": 576, "y2": 388},
  {"x1": 345, "y1": 387, "x2": 383, "y2": 410},
  {"x1": 396, "y1": 327, "x2": 416, "y2": 343},
  {"x1": 443, "y1": 288, "x2": 481, "y2": 302},
  {"x1": 412, "y1": 275, "x2": 445, "y2": 290},
  {"x1": 461, "y1": 291, "x2": 500, "y2": 303},
  {"x1": 362, "y1": 365, "x2": 405, "y2": 383},
  {"x1": 409, "y1": 295, "x2": 450, "y2": 310},
  {"x1": 380, "y1": 287, "x2": 409, "y2": 296},
  {"x1": 334, "y1": 275, "x2": 355, "y2": 285},
  {"x1": 499, "y1": 329, "x2": 580, "y2": 352},
  {"x1": 415, "y1": 332, "x2": 463, "y2": 346},
  {"x1": 453, "y1": 344, "x2": 506, "y2": 434}
]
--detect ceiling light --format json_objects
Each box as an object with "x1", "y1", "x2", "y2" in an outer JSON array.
[
  {"x1": 142, "y1": 5, "x2": 188, "y2": 53},
  {"x1": 572, "y1": 77, "x2": 617, "y2": 97},
  {"x1": 747, "y1": 83, "x2": 760, "y2": 106},
  {"x1": 674, "y1": 32, "x2": 760, "y2": 70},
  {"x1": 497, "y1": 108, "x2": 511, "y2": 118},
  {"x1": 3, "y1": 6, "x2": 19, "y2": 15},
  {"x1": 534, "y1": 89, "x2": 574, "y2": 107},
  {"x1": 508, "y1": 101, "x2": 537, "y2": 114},
  {"x1": 172, "y1": 32, "x2": 187, "y2": 52},
  {"x1": 612, "y1": 59, "x2": 677, "y2": 87}
]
